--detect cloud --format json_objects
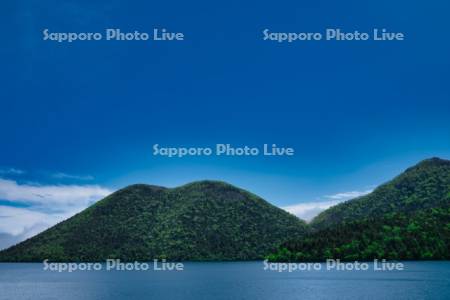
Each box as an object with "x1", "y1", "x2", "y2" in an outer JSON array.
[
  {"x1": 282, "y1": 189, "x2": 372, "y2": 222},
  {"x1": 0, "y1": 167, "x2": 94, "y2": 181},
  {"x1": 51, "y1": 172, "x2": 95, "y2": 181},
  {"x1": 0, "y1": 179, "x2": 112, "y2": 209},
  {"x1": 283, "y1": 200, "x2": 342, "y2": 221},
  {"x1": 0, "y1": 168, "x2": 25, "y2": 175},
  {"x1": 0, "y1": 205, "x2": 83, "y2": 250},
  {"x1": 325, "y1": 189, "x2": 373, "y2": 200},
  {"x1": 0, "y1": 206, "x2": 73, "y2": 236},
  {"x1": 0, "y1": 179, "x2": 113, "y2": 250}
]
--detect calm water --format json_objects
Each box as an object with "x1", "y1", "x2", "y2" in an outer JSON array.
[{"x1": 0, "y1": 261, "x2": 449, "y2": 299}]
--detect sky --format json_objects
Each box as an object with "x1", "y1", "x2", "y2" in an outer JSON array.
[{"x1": 1, "y1": 0, "x2": 449, "y2": 249}]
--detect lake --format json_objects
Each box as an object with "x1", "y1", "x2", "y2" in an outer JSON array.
[{"x1": 0, "y1": 261, "x2": 449, "y2": 299}]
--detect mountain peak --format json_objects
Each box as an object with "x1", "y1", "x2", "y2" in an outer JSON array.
[
  {"x1": 178, "y1": 180, "x2": 234, "y2": 188},
  {"x1": 416, "y1": 157, "x2": 450, "y2": 167},
  {"x1": 0, "y1": 180, "x2": 306, "y2": 262},
  {"x1": 403, "y1": 157, "x2": 450, "y2": 174}
]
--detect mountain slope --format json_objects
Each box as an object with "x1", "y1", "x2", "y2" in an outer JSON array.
[
  {"x1": 311, "y1": 157, "x2": 450, "y2": 230},
  {"x1": 269, "y1": 157, "x2": 450, "y2": 261},
  {"x1": 0, "y1": 181, "x2": 307, "y2": 262}
]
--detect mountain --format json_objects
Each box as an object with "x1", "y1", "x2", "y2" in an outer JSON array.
[
  {"x1": 2, "y1": 158, "x2": 449, "y2": 262},
  {"x1": 0, "y1": 181, "x2": 307, "y2": 262},
  {"x1": 268, "y1": 157, "x2": 450, "y2": 261},
  {"x1": 311, "y1": 157, "x2": 450, "y2": 229}
]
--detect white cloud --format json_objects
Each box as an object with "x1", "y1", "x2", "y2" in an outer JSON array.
[
  {"x1": 282, "y1": 189, "x2": 372, "y2": 221},
  {"x1": 51, "y1": 172, "x2": 94, "y2": 181},
  {"x1": 0, "y1": 206, "x2": 76, "y2": 236},
  {"x1": 0, "y1": 179, "x2": 113, "y2": 250},
  {"x1": 325, "y1": 189, "x2": 372, "y2": 200},
  {"x1": 0, "y1": 179, "x2": 112, "y2": 209},
  {"x1": 283, "y1": 200, "x2": 342, "y2": 222},
  {"x1": 0, "y1": 205, "x2": 84, "y2": 250}
]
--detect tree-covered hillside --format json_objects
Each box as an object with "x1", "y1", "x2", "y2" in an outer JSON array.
[
  {"x1": 268, "y1": 207, "x2": 450, "y2": 261},
  {"x1": 0, "y1": 181, "x2": 307, "y2": 262},
  {"x1": 1, "y1": 158, "x2": 449, "y2": 262},
  {"x1": 312, "y1": 158, "x2": 450, "y2": 230},
  {"x1": 269, "y1": 157, "x2": 450, "y2": 261}
]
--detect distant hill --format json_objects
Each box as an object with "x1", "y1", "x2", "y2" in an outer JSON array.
[
  {"x1": 0, "y1": 181, "x2": 307, "y2": 262},
  {"x1": 311, "y1": 157, "x2": 450, "y2": 229},
  {"x1": 269, "y1": 158, "x2": 450, "y2": 261},
  {"x1": 2, "y1": 158, "x2": 449, "y2": 262}
]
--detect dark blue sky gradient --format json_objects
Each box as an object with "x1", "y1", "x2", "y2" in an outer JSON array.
[{"x1": 2, "y1": 0, "x2": 450, "y2": 205}]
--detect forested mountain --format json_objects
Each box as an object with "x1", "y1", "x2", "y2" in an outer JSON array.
[
  {"x1": 312, "y1": 158, "x2": 450, "y2": 230},
  {"x1": 0, "y1": 181, "x2": 307, "y2": 262},
  {"x1": 269, "y1": 158, "x2": 450, "y2": 261},
  {"x1": 1, "y1": 158, "x2": 449, "y2": 262}
]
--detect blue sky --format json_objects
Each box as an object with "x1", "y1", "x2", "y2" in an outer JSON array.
[{"x1": 1, "y1": 0, "x2": 449, "y2": 249}]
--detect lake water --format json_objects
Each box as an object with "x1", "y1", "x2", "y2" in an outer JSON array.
[{"x1": 0, "y1": 261, "x2": 449, "y2": 299}]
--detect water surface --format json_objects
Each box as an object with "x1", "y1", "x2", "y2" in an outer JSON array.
[{"x1": 0, "y1": 261, "x2": 449, "y2": 299}]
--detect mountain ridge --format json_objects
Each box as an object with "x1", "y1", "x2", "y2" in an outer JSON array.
[
  {"x1": 269, "y1": 157, "x2": 450, "y2": 261},
  {"x1": 1, "y1": 158, "x2": 449, "y2": 262},
  {"x1": 0, "y1": 180, "x2": 307, "y2": 262},
  {"x1": 310, "y1": 157, "x2": 450, "y2": 229}
]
